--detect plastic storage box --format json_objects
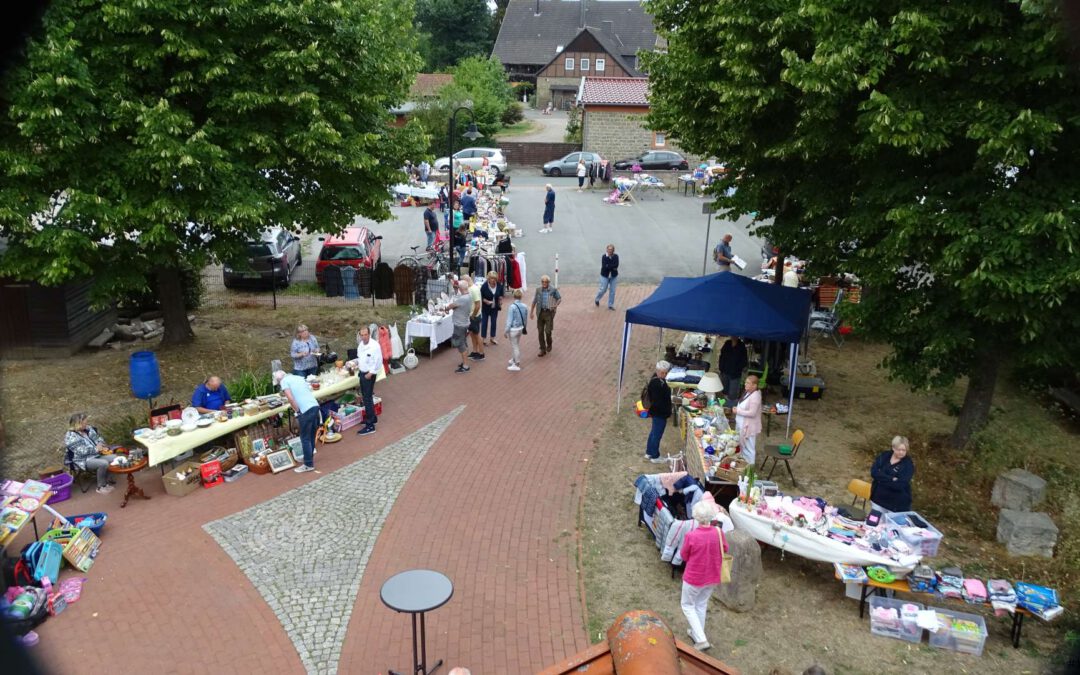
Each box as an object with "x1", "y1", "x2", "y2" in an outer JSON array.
[
  {"x1": 885, "y1": 511, "x2": 943, "y2": 558},
  {"x1": 927, "y1": 607, "x2": 987, "y2": 656},
  {"x1": 868, "y1": 595, "x2": 925, "y2": 644}
]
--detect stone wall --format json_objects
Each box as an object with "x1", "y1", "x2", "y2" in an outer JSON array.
[
  {"x1": 582, "y1": 108, "x2": 698, "y2": 164},
  {"x1": 536, "y1": 76, "x2": 581, "y2": 109}
]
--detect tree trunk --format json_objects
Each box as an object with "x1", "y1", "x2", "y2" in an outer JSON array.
[
  {"x1": 156, "y1": 266, "x2": 195, "y2": 346},
  {"x1": 949, "y1": 345, "x2": 1000, "y2": 449}
]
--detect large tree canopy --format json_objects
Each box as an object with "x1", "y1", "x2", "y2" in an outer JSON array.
[
  {"x1": 415, "y1": 0, "x2": 493, "y2": 71},
  {"x1": 0, "y1": 0, "x2": 425, "y2": 344},
  {"x1": 644, "y1": 0, "x2": 1080, "y2": 447}
]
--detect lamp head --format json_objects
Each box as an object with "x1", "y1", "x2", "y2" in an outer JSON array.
[{"x1": 463, "y1": 122, "x2": 482, "y2": 141}]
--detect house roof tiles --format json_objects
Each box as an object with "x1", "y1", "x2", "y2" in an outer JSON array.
[{"x1": 579, "y1": 77, "x2": 649, "y2": 106}]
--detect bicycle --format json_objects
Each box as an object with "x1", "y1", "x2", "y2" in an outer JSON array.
[{"x1": 398, "y1": 245, "x2": 449, "y2": 278}]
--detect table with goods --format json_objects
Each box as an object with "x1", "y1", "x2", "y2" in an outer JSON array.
[
  {"x1": 835, "y1": 561, "x2": 1062, "y2": 652},
  {"x1": 1, "y1": 478, "x2": 102, "y2": 647},
  {"x1": 133, "y1": 370, "x2": 361, "y2": 467}
]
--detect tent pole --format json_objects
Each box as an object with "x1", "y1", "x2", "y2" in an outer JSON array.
[
  {"x1": 656, "y1": 328, "x2": 663, "y2": 361},
  {"x1": 617, "y1": 322, "x2": 632, "y2": 413},
  {"x1": 787, "y1": 342, "x2": 798, "y2": 437}
]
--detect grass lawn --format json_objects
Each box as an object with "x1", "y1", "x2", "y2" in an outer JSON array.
[
  {"x1": 581, "y1": 335, "x2": 1076, "y2": 674},
  {"x1": 495, "y1": 119, "x2": 540, "y2": 138}
]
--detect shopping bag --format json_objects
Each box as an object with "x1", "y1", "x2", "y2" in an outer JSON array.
[{"x1": 720, "y1": 529, "x2": 732, "y2": 584}]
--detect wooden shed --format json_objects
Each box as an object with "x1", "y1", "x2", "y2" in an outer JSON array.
[{"x1": 0, "y1": 276, "x2": 115, "y2": 359}]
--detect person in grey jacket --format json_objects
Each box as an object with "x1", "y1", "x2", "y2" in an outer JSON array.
[{"x1": 504, "y1": 289, "x2": 528, "y2": 371}]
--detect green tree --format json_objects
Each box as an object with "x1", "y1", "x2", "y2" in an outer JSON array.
[
  {"x1": 644, "y1": 0, "x2": 1080, "y2": 448},
  {"x1": 0, "y1": 0, "x2": 424, "y2": 345},
  {"x1": 415, "y1": 0, "x2": 493, "y2": 71},
  {"x1": 410, "y1": 56, "x2": 513, "y2": 155}
]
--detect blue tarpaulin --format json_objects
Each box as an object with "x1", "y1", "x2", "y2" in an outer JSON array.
[{"x1": 617, "y1": 272, "x2": 813, "y2": 435}]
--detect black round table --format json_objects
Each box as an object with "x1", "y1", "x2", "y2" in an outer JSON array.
[{"x1": 380, "y1": 569, "x2": 454, "y2": 675}]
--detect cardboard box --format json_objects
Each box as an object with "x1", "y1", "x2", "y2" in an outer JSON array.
[{"x1": 162, "y1": 461, "x2": 202, "y2": 497}]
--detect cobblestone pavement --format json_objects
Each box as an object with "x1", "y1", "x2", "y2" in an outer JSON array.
[{"x1": 203, "y1": 407, "x2": 462, "y2": 675}]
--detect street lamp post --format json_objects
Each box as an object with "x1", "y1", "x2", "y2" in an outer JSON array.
[{"x1": 446, "y1": 107, "x2": 482, "y2": 277}]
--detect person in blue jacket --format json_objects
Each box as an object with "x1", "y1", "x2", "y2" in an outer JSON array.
[
  {"x1": 870, "y1": 436, "x2": 915, "y2": 512},
  {"x1": 541, "y1": 184, "x2": 555, "y2": 233}
]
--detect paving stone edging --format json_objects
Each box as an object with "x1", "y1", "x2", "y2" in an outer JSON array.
[{"x1": 204, "y1": 406, "x2": 464, "y2": 674}]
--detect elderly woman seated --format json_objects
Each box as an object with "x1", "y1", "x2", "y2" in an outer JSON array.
[{"x1": 63, "y1": 412, "x2": 115, "y2": 494}]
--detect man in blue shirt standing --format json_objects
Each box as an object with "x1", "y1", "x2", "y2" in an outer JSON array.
[
  {"x1": 713, "y1": 233, "x2": 734, "y2": 272},
  {"x1": 460, "y1": 187, "x2": 477, "y2": 222},
  {"x1": 273, "y1": 370, "x2": 320, "y2": 473},
  {"x1": 191, "y1": 376, "x2": 231, "y2": 413}
]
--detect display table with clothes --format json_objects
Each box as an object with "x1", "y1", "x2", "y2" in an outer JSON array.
[
  {"x1": 633, "y1": 471, "x2": 733, "y2": 577},
  {"x1": 135, "y1": 374, "x2": 360, "y2": 467},
  {"x1": 728, "y1": 497, "x2": 922, "y2": 573}
]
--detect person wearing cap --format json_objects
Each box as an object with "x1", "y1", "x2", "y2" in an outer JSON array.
[
  {"x1": 63, "y1": 412, "x2": 114, "y2": 494},
  {"x1": 274, "y1": 370, "x2": 320, "y2": 473},
  {"x1": 191, "y1": 376, "x2": 231, "y2": 413}
]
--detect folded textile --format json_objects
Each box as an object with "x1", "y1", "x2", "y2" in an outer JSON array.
[
  {"x1": 988, "y1": 579, "x2": 1016, "y2": 616},
  {"x1": 962, "y1": 578, "x2": 987, "y2": 604},
  {"x1": 659, "y1": 471, "x2": 689, "y2": 495}
]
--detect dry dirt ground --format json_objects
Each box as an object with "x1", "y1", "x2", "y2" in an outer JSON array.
[
  {"x1": 0, "y1": 304, "x2": 409, "y2": 477},
  {"x1": 582, "y1": 336, "x2": 1075, "y2": 675}
]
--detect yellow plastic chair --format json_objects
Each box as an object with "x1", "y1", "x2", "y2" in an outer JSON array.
[{"x1": 848, "y1": 478, "x2": 871, "y2": 509}]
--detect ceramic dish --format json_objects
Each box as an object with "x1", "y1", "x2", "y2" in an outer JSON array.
[
  {"x1": 196, "y1": 418, "x2": 214, "y2": 428},
  {"x1": 133, "y1": 428, "x2": 151, "y2": 437},
  {"x1": 180, "y1": 423, "x2": 198, "y2": 433}
]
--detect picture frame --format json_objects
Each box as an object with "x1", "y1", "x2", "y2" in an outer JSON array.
[
  {"x1": 252, "y1": 438, "x2": 266, "y2": 454},
  {"x1": 267, "y1": 450, "x2": 295, "y2": 474}
]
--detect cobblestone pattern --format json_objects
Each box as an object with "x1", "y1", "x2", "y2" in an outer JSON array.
[{"x1": 203, "y1": 406, "x2": 463, "y2": 675}]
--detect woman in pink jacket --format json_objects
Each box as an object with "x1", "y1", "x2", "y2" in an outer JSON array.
[
  {"x1": 679, "y1": 500, "x2": 729, "y2": 651},
  {"x1": 734, "y1": 374, "x2": 762, "y2": 464}
]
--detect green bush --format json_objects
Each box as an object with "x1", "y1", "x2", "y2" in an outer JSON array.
[
  {"x1": 227, "y1": 370, "x2": 275, "y2": 401},
  {"x1": 501, "y1": 101, "x2": 524, "y2": 126},
  {"x1": 565, "y1": 106, "x2": 583, "y2": 144}
]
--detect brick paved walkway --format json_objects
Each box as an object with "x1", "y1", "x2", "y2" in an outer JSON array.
[{"x1": 32, "y1": 284, "x2": 655, "y2": 675}]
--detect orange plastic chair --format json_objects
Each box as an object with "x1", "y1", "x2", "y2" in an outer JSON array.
[
  {"x1": 760, "y1": 429, "x2": 805, "y2": 486},
  {"x1": 848, "y1": 478, "x2": 871, "y2": 509}
]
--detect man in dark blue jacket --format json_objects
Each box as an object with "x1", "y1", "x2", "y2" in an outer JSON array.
[
  {"x1": 460, "y1": 187, "x2": 477, "y2": 221},
  {"x1": 594, "y1": 244, "x2": 619, "y2": 310}
]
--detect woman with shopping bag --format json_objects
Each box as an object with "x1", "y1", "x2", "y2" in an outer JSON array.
[{"x1": 678, "y1": 500, "x2": 731, "y2": 652}]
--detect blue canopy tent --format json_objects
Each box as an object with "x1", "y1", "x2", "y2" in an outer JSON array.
[{"x1": 618, "y1": 272, "x2": 813, "y2": 436}]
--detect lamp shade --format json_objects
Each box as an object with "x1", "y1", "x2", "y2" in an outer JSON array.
[
  {"x1": 463, "y1": 122, "x2": 482, "y2": 141},
  {"x1": 697, "y1": 372, "x2": 723, "y2": 393}
]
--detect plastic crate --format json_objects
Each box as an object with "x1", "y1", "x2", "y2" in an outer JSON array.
[
  {"x1": 868, "y1": 595, "x2": 924, "y2": 644},
  {"x1": 333, "y1": 398, "x2": 382, "y2": 431},
  {"x1": 927, "y1": 607, "x2": 987, "y2": 657},
  {"x1": 885, "y1": 511, "x2": 943, "y2": 558},
  {"x1": 41, "y1": 473, "x2": 73, "y2": 504}
]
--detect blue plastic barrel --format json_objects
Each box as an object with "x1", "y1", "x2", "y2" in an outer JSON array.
[{"x1": 129, "y1": 351, "x2": 161, "y2": 400}]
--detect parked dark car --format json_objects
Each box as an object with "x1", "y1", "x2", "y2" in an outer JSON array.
[
  {"x1": 542, "y1": 151, "x2": 604, "y2": 177},
  {"x1": 223, "y1": 227, "x2": 302, "y2": 289},
  {"x1": 613, "y1": 151, "x2": 690, "y2": 171}
]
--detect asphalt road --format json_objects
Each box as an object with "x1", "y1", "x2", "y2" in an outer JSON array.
[{"x1": 226, "y1": 172, "x2": 763, "y2": 288}]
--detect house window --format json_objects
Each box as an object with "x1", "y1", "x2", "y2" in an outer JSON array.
[
  {"x1": 580, "y1": 58, "x2": 590, "y2": 71},
  {"x1": 595, "y1": 58, "x2": 606, "y2": 72},
  {"x1": 565, "y1": 57, "x2": 574, "y2": 72},
  {"x1": 653, "y1": 131, "x2": 667, "y2": 148}
]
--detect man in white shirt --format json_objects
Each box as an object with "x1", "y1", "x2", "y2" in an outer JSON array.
[{"x1": 355, "y1": 326, "x2": 382, "y2": 436}]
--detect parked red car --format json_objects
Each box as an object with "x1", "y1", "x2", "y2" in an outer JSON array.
[{"x1": 315, "y1": 227, "x2": 382, "y2": 285}]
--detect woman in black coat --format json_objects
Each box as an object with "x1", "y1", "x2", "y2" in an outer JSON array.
[{"x1": 870, "y1": 435, "x2": 915, "y2": 513}]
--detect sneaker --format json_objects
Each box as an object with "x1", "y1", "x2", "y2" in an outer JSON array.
[
  {"x1": 650, "y1": 457, "x2": 669, "y2": 464},
  {"x1": 508, "y1": 359, "x2": 515, "y2": 366},
  {"x1": 538, "y1": 351, "x2": 546, "y2": 357},
  {"x1": 471, "y1": 354, "x2": 485, "y2": 362},
  {"x1": 643, "y1": 454, "x2": 655, "y2": 461},
  {"x1": 455, "y1": 365, "x2": 470, "y2": 373},
  {"x1": 294, "y1": 465, "x2": 315, "y2": 473},
  {"x1": 95, "y1": 485, "x2": 115, "y2": 494},
  {"x1": 595, "y1": 300, "x2": 600, "y2": 307},
  {"x1": 608, "y1": 306, "x2": 615, "y2": 311},
  {"x1": 507, "y1": 365, "x2": 520, "y2": 371},
  {"x1": 357, "y1": 426, "x2": 376, "y2": 436},
  {"x1": 693, "y1": 641, "x2": 711, "y2": 651}
]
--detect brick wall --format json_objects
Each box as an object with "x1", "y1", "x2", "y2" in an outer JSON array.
[
  {"x1": 500, "y1": 141, "x2": 581, "y2": 168},
  {"x1": 536, "y1": 76, "x2": 581, "y2": 109},
  {"x1": 582, "y1": 109, "x2": 699, "y2": 165}
]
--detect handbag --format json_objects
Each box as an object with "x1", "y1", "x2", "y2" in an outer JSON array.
[
  {"x1": 515, "y1": 304, "x2": 528, "y2": 335},
  {"x1": 719, "y1": 528, "x2": 732, "y2": 584}
]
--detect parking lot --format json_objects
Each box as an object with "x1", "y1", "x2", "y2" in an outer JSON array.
[{"x1": 204, "y1": 172, "x2": 762, "y2": 295}]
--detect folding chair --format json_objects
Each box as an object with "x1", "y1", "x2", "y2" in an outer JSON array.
[
  {"x1": 58, "y1": 444, "x2": 95, "y2": 494},
  {"x1": 760, "y1": 429, "x2": 805, "y2": 486},
  {"x1": 809, "y1": 288, "x2": 845, "y2": 347}
]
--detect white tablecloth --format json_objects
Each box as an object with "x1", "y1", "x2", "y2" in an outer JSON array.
[
  {"x1": 728, "y1": 500, "x2": 917, "y2": 573},
  {"x1": 393, "y1": 182, "x2": 441, "y2": 199},
  {"x1": 405, "y1": 315, "x2": 455, "y2": 350}
]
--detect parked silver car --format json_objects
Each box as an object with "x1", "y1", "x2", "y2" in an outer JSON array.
[
  {"x1": 542, "y1": 151, "x2": 604, "y2": 177},
  {"x1": 433, "y1": 148, "x2": 507, "y2": 176},
  {"x1": 223, "y1": 227, "x2": 302, "y2": 289}
]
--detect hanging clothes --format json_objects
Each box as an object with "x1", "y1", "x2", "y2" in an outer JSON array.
[
  {"x1": 377, "y1": 325, "x2": 393, "y2": 370},
  {"x1": 514, "y1": 252, "x2": 528, "y2": 292},
  {"x1": 373, "y1": 262, "x2": 395, "y2": 299}
]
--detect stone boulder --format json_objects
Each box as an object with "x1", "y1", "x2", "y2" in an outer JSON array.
[
  {"x1": 715, "y1": 528, "x2": 762, "y2": 612},
  {"x1": 87, "y1": 327, "x2": 113, "y2": 348},
  {"x1": 991, "y1": 469, "x2": 1047, "y2": 511},
  {"x1": 997, "y1": 509, "x2": 1058, "y2": 558}
]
